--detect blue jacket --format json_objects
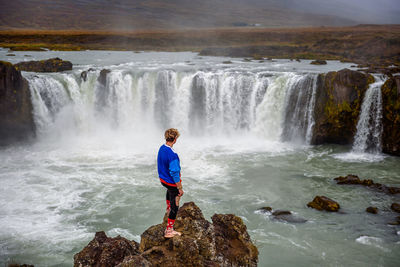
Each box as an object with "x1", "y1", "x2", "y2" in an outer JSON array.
[{"x1": 157, "y1": 144, "x2": 181, "y2": 186}]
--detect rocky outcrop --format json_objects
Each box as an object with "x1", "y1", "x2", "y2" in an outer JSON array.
[
  {"x1": 74, "y1": 202, "x2": 258, "y2": 267},
  {"x1": 366, "y1": 207, "x2": 378, "y2": 214},
  {"x1": 307, "y1": 196, "x2": 340, "y2": 212},
  {"x1": 311, "y1": 69, "x2": 374, "y2": 145},
  {"x1": 257, "y1": 207, "x2": 307, "y2": 223},
  {"x1": 381, "y1": 76, "x2": 400, "y2": 156},
  {"x1": 334, "y1": 174, "x2": 400, "y2": 194},
  {"x1": 310, "y1": 60, "x2": 327, "y2": 65},
  {"x1": 14, "y1": 58, "x2": 72, "y2": 72},
  {"x1": 0, "y1": 61, "x2": 35, "y2": 145}
]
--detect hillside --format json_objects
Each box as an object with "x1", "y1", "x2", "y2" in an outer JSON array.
[{"x1": 0, "y1": 0, "x2": 358, "y2": 30}]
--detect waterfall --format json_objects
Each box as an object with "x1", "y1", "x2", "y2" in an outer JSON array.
[
  {"x1": 281, "y1": 74, "x2": 318, "y2": 144},
  {"x1": 25, "y1": 68, "x2": 319, "y2": 143},
  {"x1": 352, "y1": 77, "x2": 385, "y2": 153}
]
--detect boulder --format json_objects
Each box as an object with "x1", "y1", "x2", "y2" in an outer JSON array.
[
  {"x1": 391, "y1": 203, "x2": 400, "y2": 213},
  {"x1": 307, "y1": 196, "x2": 340, "y2": 212},
  {"x1": 258, "y1": 206, "x2": 272, "y2": 213},
  {"x1": 381, "y1": 76, "x2": 400, "y2": 156},
  {"x1": 0, "y1": 61, "x2": 35, "y2": 145},
  {"x1": 74, "y1": 231, "x2": 140, "y2": 267},
  {"x1": 311, "y1": 69, "x2": 374, "y2": 145},
  {"x1": 310, "y1": 60, "x2": 327, "y2": 65},
  {"x1": 334, "y1": 174, "x2": 400, "y2": 195},
  {"x1": 366, "y1": 207, "x2": 378, "y2": 214},
  {"x1": 14, "y1": 57, "x2": 72, "y2": 72},
  {"x1": 75, "y1": 202, "x2": 258, "y2": 267}
]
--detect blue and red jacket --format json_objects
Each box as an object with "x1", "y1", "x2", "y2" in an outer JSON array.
[{"x1": 157, "y1": 144, "x2": 181, "y2": 186}]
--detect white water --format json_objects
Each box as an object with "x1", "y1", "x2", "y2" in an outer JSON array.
[
  {"x1": 1, "y1": 51, "x2": 399, "y2": 267},
  {"x1": 352, "y1": 76, "x2": 385, "y2": 154},
  {"x1": 25, "y1": 68, "x2": 318, "y2": 144}
]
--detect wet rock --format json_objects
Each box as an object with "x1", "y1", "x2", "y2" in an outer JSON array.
[
  {"x1": 8, "y1": 264, "x2": 34, "y2": 267},
  {"x1": 258, "y1": 206, "x2": 272, "y2": 213},
  {"x1": 81, "y1": 71, "x2": 88, "y2": 82},
  {"x1": 391, "y1": 203, "x2": 400, "y2": 213},
  {"x1": 272, "y1": 210, "x2": 291, "y2": 216},
  {"x1": 0, "y1": 61, "x2": 35, "y2": 145},
  {"x1": 6, "y1": 53, "x2": 15, "y2": 56},
  {"x1": 14, "y1": 57, "x2": 72, "y2": 72},
  {"x1": 312, "y1": 69, "x2": 374, "y2": 145},
  {"x1": 307, "y1": 196, "x2": 340, "y2": 212},
  {"x1": 334, "y1": 175, "x2": 400, "y2": 194},
  {"x1": 222, "y1": 61, "x2": 232, "y2": 64},
  {"x1": 381, "y1": 76, "x2": 400, "y2": 156},
  {"x1": 310, "y1": 60, "x2": 327, "y2": 65},
  {"x1": 366, "y1": 207, "x2": 378, "y2": 214},
  {"x1": 76, "y1": 202, "x2": 258, "y2": 267},
  {"x1": 74, "y1": 231, "x2": 140, "y2": 267}
]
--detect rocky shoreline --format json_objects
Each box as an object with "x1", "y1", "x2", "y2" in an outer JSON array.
[{"x1": 74, "y1": 202, "x2": 258, "y2": 267}]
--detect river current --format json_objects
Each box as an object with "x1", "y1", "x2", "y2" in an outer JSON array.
[{"x1": 0, "y1": 50, "x2": 399, "y2": 266}]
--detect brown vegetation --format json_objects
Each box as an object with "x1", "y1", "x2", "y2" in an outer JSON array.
[{"x1": 0, "y1": 25, "x2": 399, "y2": 65}]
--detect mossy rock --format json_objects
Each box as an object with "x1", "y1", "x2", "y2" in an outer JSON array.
[
  {"x1": 311, "y1": 69, "x2": 374, "y2": 145},
  {"x1": 381, "y1": 77, "x2": 400, "y2": 156}
]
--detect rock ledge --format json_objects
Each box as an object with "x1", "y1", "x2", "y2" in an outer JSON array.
[{"x1": 74, "y1": 202, "x2": 258, "y2": 267}]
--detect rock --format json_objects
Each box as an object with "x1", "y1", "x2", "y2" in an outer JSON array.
[
  {"x1": 381, "y1": 76, "x2": 400, "y2": 156},
  {"x1": 272, "y1": 210, "x2": 307, "y2": 223},
  {"x1": 391, "y1": 203, "x2": 400, "y2": 213},
  {"x1": 366, "y1": 207, "x2": 378, "y2": 214},
  {"x1": 222, "y1": 61, "x2": 232, "y2": 64},
  {"x1": 81, "y1": 71, "x2": 88, "y2": 82},
  {"x1": 8, "y1": 264, "x2": 34, "y2": 267},
  {"x1": 75, "y1": 202, "x2": 258, "y2": 267},
  {"x1": 310, "y1": 60, "x2": 327, "y2": 65},
  {"x1": 14, "y1": 57, "x2": 72, "y2": 72},
  {"x1": 307, "y1": 196, "x2": 340, "y2": 212},
  {"x1": 6, "y1": 53, "x2": 15, "y2": 56},
  {"x1": 312, "y1": 69, "x2": 375, "y2": 145},
  {"x1": 334, "y1": 175, "x2": 400, "y2": 195},
  {"x1": 115, "y1": 255, "x2": 151, "y2": 267},
  {"x1": 73, "y1": 231, "x2": 140, "y2": 267},
  {"x1": 258, "y1": 206, "x2": 272, "y2": 213},
  {"x1": 272, "y1": 210, "x2": 291, "y2": 216},
  {"x1": 0, "y1": 61, "x2": 35, "y2": 145}
]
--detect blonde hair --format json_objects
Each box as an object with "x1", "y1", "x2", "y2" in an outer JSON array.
[{"x1": 165, "y1": 128, "x2": 180, "y2": 142}]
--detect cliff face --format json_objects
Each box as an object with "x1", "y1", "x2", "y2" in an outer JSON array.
[
  {"x1": 74, "y1": 202, "x2": 258, "y2": 267},
  {"x1": 0, "y1": 61, "x2": 35, "y2": 145},
  {"x1": 381, "y1": 76, "x2": 400, "y2": 156},
  {"x1": 311, "y1": 69, "x2": 374, "y2": 145}
]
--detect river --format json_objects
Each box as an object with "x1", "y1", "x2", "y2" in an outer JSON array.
[{"x1": 1, "y1": 50, "x2": 399, "y2": 266}]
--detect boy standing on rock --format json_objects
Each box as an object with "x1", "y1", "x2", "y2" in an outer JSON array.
[{"x1": 157, "y1": 128, "x2": 184, "y2": 238}]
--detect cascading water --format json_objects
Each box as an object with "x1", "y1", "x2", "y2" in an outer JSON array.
[
  {"x1": 281, "y1": 74, "x2": 318, "y2": 144},
  {"x1": 352, "y1": 76, "x2": 385, "y2": 154},
  {"x1": 25, "y1": 68, "x2": 319, "y2": 144}
]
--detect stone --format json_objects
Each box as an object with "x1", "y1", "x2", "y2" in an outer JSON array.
[
  {"x1": 310, "y1": 60, "x2": 327, "y2": 65},
  {"x1": 8, "y1": 264, "x2": 34, "y2": 267},
  {"x1": 311, "y1": 69, "x2": 374, "y2": 145},
  {"x1": 272, "y1": 210, "x2": 307, "y2": 223},
  {"x1": 334, "y1": 175, "x2": 400, "y2": 195},
  {"x1": 258, "y1": 206, "x2": 272, "y2": 213},
  {"x1": 73, "y1": 231, "x2": 140, "y2": 267},
  {"x1": 0, "y1": 61, "x2": 35, "y2": 145},
  {"x1": 391, "y1": 203, "x2": 400, "y2": 213},
  {"x1": 14, "y1": 57, "x2": 72, "y2": 72},
  {"x1": 272, "y1": 210, "x2": 292, "y2": 216},
  {"x1": 75, "y1": 202, "x2": 258, "y2": 267},
  {"x1": 366, "y1": 207, "x2": 378, "y2": 214},
  {"x1": 381, "y1": 76, "x2": 400, "y2": 156},
  {"x1": 307, "y1": 196, "x2": 340, "y2": 212}
]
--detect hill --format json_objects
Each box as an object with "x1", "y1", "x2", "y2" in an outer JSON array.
[{"x1": 0, "y1": 0, "x2": 359, "y2": 30}]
